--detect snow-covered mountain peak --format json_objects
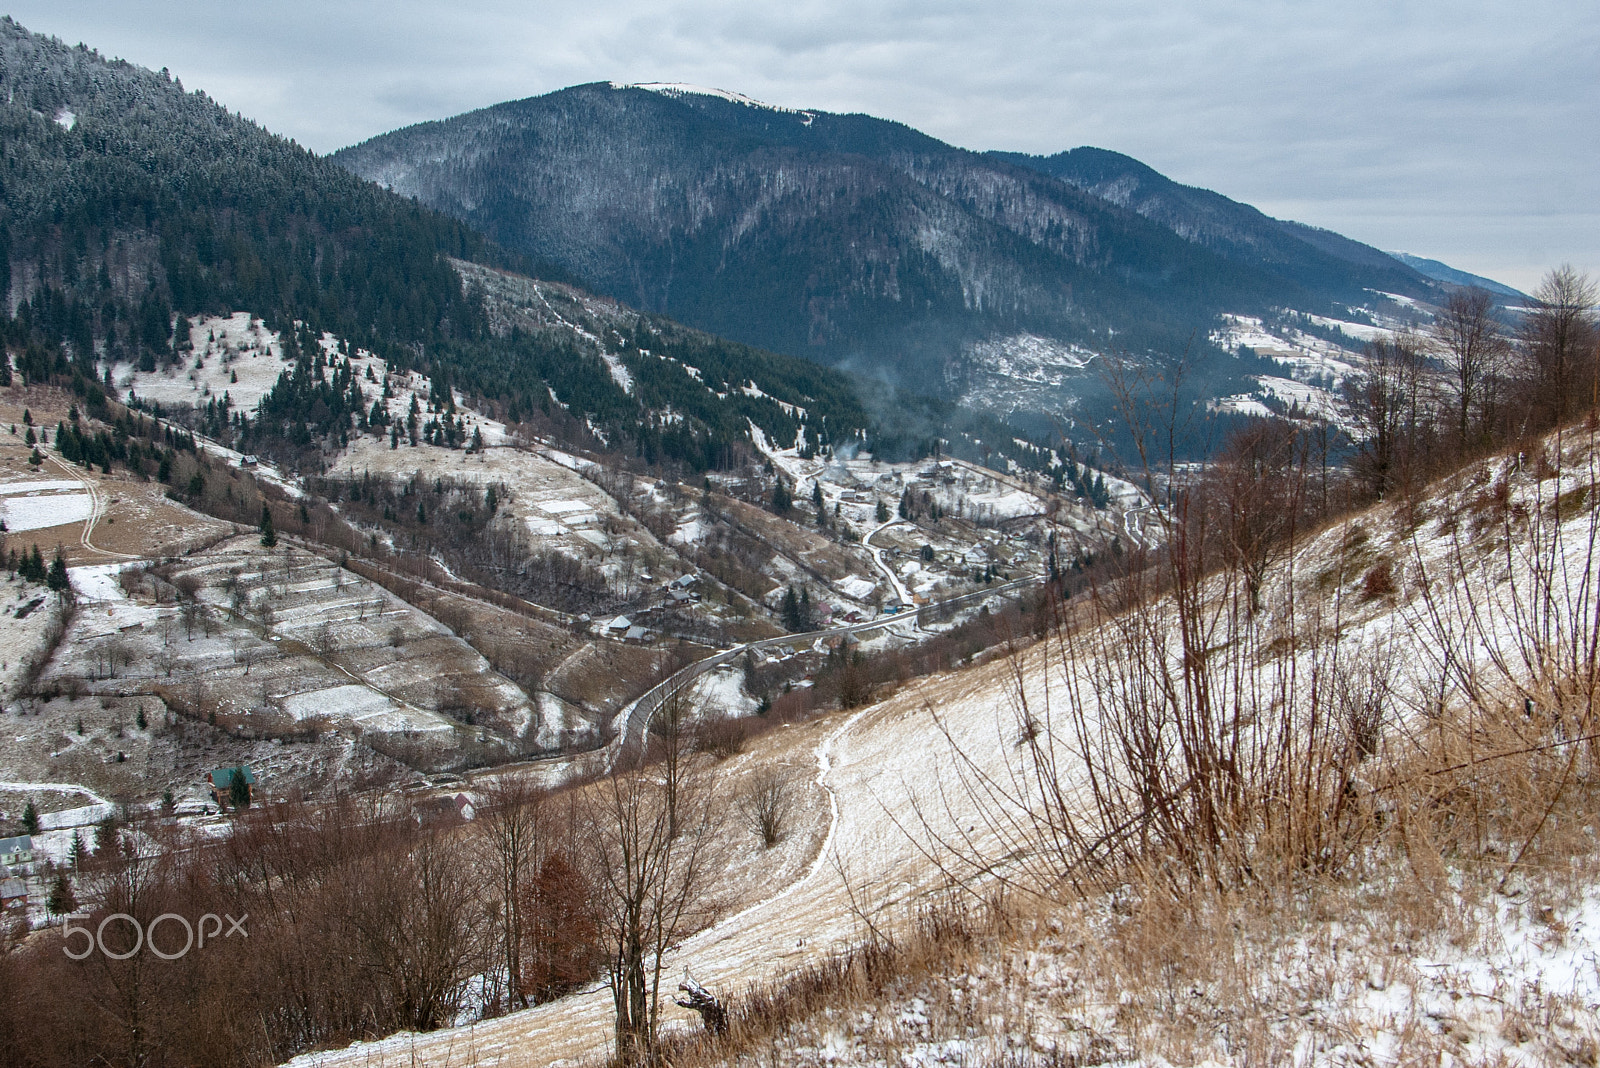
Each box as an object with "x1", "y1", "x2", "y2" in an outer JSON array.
[{"x1": 612, "y1": 81, "x2": 814, "y2": 121}]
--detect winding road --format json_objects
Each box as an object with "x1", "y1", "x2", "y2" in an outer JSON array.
[{"x1": 863, "y1": 518, "x2": 916, "y2": 606}]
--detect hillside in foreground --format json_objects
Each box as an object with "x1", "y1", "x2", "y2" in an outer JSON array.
[{"x1": 278, "y1": 418, "x2": 1600, "y2": 1066}]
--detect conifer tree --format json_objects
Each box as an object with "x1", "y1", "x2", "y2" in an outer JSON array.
[
  {"x1": 46, "y1": 549, "x2": 70, "y2": 596},
  {"x1": 259, "y1": 504, "x2": 277, "y2": 547},
  {"x1": 47, "y1": 873, "x2": 76, "y2": 919},
  {"x1": 229, "y1": 768, "x2": 251, "y2": 810},
  {"x1": 781, "y1": 586, "x2": 802, "y2": 631},
  {"x1": 21, "y1": 800, "x2": 38, "y2": 834}
]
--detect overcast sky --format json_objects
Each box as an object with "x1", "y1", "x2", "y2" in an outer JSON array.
[{"x1": 11, "y1": 0, "x2": 1597, "y2": 293}]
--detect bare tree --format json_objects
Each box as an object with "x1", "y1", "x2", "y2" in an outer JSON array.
[
  {"x1": 1207, "y1": 420, "x2": 1312, "y2": 614},
  {"x1": 1432, "y1": 287, "x2": 1510, "y2": 449},
  {"x1": 346, "y1": 822, "x2": 482, "y2": 1032},
  {"x1": 735, "y1": 766, "x2": 796, "y2": 848},
  {"x1": 584, "y1": 751, "x2": 720, "y2": 1063},
  {"x1": 1344, "y1": 332, "x2": 1435, "y2": 498},
  {"x1": 1521, "y1": 265, "x2": 1600, "y2": 427},
  {"x1": 474, "y1": 773, "x2": 546, "y2": 1012}
]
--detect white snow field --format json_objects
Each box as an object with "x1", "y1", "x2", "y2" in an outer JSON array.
[{"x1": 0, "y1": 489, "x2": 93, "y2": 531}]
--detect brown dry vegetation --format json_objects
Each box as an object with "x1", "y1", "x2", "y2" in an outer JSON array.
[{"x1": 0, "y1": 697, "x2": 836, "y2": 1068}]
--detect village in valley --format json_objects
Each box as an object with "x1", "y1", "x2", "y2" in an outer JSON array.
[{"x1": 0, "y1": 304, "x2": 1135, "y2": 932}]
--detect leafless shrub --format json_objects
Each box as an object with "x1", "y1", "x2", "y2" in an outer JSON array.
[
  {"x1": 736, "y1": 767, "x2": 796, "y2": 848},
  {"x1": 693, "y1": 713, "x2": 751, "y2": 759},
  {"x1": 1361, "y1": 558, "x2": 1395, "y2": 601}
]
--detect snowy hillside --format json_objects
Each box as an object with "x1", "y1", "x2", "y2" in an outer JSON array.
[{"x1": 294, "y1": 421, "x2": 1600, "y2": 1064}]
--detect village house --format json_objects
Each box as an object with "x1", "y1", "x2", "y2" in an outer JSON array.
[
  {"x1": 0, "y1": 878, "x2": 25, "y2": 913},
  {"x1": 412, "y1": 792, "x2": 475, "y2": 826},
  {"x1": 207, "y1": 766, "x2": 256, "y2": 809},
  {"x1": 0, "y1": 835, "x2": 33, "y2": 872}
]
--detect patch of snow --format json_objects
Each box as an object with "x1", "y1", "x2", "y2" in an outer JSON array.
[
  {"x1": 616, "y1": 82, "x2": 816, "y2": 121},
  {"x1": 0, "y1": 480, "x2": 82, "y2": 494},
  {"x1": 837, "y1": 576, "x2": 877, "y2": 601},
  {"x1": 54, "y1": 108, "x2": 75, "y2": 131},
  {"x1": 537, "y1": 498, "x2": 592, "y2": 515},
  {"x1": 1212, "y1": 394, "x2": 1276, "y2": 419},
  {"x1": 601, "y1": 352, "x2": 634, "y2": 394},
  {"x1": 669, "y1": 515, "x2": 711, "y2": 547},
  {"x1": 0, "y1": 493, "x2": 92, "y2": 531},
  {"x1": 38, "y1": 802, "x2": 116, "y2": 830},
  {"x1": 69, "y1": 563, "x2": 130, "y2": 603},
  {"x1": 741, "y1": 381, "x2": 804, "y2": 418},
  {"x1": 969, "y1": 333, "x2": 1097, "y2": 382}
]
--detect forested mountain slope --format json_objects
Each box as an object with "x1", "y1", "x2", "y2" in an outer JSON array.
[
  {"x1": 0, "y1": 18, "x2": 495, "y2": 357},
  {"x1": 991, "y1": 146, "x2": 1432, "y2": 299},
  {"x1": 333, "y1": 82, "x2": 1445, "y2": 429},
  {"x1": 0, "y1": 23, "x2": 887, "y2": 472}
]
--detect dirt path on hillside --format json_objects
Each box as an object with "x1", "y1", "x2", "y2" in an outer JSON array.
[{"x1": 295, "y1": 656, "x2": 1016, "y2": 1068}]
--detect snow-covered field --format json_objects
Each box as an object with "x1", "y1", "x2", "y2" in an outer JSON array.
[
  {"x1": 0, "y1": 485, "x2": 92, "y2": 531},
  {"x1": 115, "y1": 312, "x2": 288, "y2": 410},
  {"x1": 29, "y1": 538, "x2": 555, "y2": 774}
]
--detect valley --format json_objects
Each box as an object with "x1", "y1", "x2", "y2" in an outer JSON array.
[{"x1": 0, "y1": 15, "x2": 1594, "y2": 1068}]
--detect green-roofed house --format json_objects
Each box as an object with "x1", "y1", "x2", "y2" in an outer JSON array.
[{"x1": 207, "y1": 766, "x2": 256, "y2": 810}]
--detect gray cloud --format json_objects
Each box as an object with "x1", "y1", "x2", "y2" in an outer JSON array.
[{"x1": 11, "y1": 0, "x2": 1596, "y2": 291}]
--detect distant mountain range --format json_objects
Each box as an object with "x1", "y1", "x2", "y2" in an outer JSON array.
[
  {"x1": 2, "y1": 21, "x2": 1520, "y2": 463},
  {"x1": 332, "y1": 83, "x2": 1463, "y2": 430},
  {"x1": 1387, "y1": 252, "x2": 1526, "y2": 301}
]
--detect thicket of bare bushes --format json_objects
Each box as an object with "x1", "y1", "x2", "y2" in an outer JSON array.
[{"x1": 0, "y1": 786, "x2": 605, "y2": 1066}]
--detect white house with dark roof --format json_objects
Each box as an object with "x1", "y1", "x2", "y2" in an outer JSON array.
[{"x1": 0, "y1": 835, "x2": 33, "y2": 871}]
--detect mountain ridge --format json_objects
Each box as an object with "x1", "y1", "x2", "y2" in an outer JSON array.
[{"x1": 333, "y1": 82, "x2": 1444, "y2": 430}]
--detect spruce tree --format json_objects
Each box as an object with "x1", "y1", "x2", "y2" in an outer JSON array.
[
  {"x1": 46, "y1": 550, "x2": 70, "y2": 596},
  {"x1": 228, "y1": 768, "x2": 251, "y2": 810},
  {"x1": 259, "y1": 504, "x2": 277, "y2": 547},
  {"x1": 21, "y1": 800, "x2": 38, "y2": 834},
  {"x1": 47, "y1": 874, "x2": 76, "y2": 918}
]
